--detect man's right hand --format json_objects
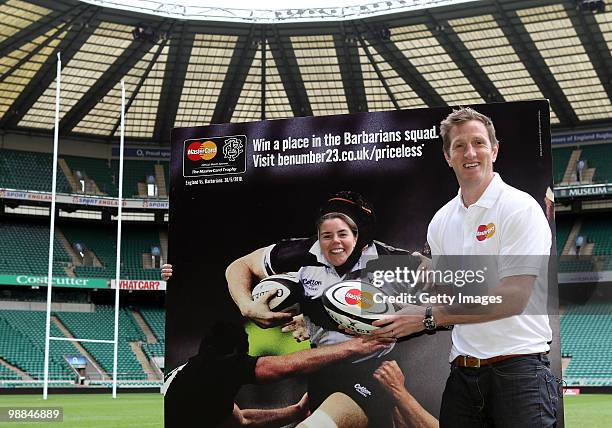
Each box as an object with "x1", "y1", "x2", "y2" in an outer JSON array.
[
  {"x1": 242, "y1": 289, "x2": 293, "y2": 329},
  {"x1": 161, "y1": 264, "x2": 173, "y2": 281}
]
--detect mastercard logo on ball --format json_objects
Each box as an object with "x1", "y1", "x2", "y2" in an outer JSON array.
[
  {"x1": 322, "y1": 280, "x2": 395, "y2": 334},
  {"x1": 186, "y1": 141, "x2": 217, "y2": 161},
  {"x1": 344, "y1": 288, "x2": 374, "y2": 309}
]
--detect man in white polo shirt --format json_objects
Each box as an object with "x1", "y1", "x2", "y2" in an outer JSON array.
[{"x1": 372, "y1": 107, "x2": 558, "y2": 426}]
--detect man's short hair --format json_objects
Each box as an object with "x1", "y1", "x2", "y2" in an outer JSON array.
[{"x1": 440, "y1": 107, "x2": 498, "y2": 155}]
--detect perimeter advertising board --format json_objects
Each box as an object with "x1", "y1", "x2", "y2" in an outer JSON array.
[{"x1": 166, "y1": 100, "x2": 561, "y2": 426}]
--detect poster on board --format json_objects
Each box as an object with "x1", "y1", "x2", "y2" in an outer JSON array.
[{"x1": 165, "y1": 100, "x2": 561, "y2": 427}]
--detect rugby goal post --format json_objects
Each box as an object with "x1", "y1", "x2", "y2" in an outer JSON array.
[{"x1": 42, "y1": 53, "x2": 126, "y2": 399}]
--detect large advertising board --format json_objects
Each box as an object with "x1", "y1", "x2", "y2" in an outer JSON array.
[{"x1": 166, "y1": 100, "x2": 561, "y2": 427}]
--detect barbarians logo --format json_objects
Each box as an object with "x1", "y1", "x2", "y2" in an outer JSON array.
[{"x1": 223, "y1": 138, "x2": 244, "y2": 161}]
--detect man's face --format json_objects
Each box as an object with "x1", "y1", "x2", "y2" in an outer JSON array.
[{"x1": 444, "y1": 120, "x2": 498, "y2": 190}]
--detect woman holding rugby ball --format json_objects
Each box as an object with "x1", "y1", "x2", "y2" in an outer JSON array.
[
  {"x1": 162, "y1": 191, "x2": 427, "y2": 427},
  {"x1": 224, "y1": 191, "x2": 412, "y2": 428}
]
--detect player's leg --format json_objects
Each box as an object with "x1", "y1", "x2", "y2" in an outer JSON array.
[{"x1": 297, "y1": 392, "x2": 368, "y2": 428}]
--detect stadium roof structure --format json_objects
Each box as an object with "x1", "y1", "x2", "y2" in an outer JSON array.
[{"x1": 0, "y1": 0, "x2": 610, "y2": 145}]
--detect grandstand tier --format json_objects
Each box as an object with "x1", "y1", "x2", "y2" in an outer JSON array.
[
  {"x1": 579, "y1": 145, "x2": 612, "y2": 184},
  {"x1": 0, "y1": 150, "x2": 71, "y2": 193},
  {"x1": 55, "y1": 306, "x2": 148, "y2": 380},
  {"x1": 561, "y1": 303, "x2": 612, "y2": 386}
]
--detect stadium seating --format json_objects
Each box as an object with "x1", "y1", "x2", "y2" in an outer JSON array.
[
  {"x1": 0, "y1": 149, "x2": 71, "y2": 193},
  {"x1": 559, "y1": 258, "x2": 594, "y2": 273},
  {"x1": 555, "y1": 218, "x2": 572, "y2": 256},
  {"x1": 0, "y1": 363, "x2": 22, "y2": 380},
  {"x1": 561, "y1": 303, "x2": 612, "y2": 386},
  {"x1": 578, "y1": 144, "x2": 612, "y2": 183},
  {"x1": 55, "y1": 306, "x2": 148, "y2": 380},
  {"x1": 61, "y1": 156, "x2": 116, "y2": 196},
  {"x1": 0, "y1": 220, "x2": 70, "y2": 277},
  {"x1": 110, "y1": 159, "x2": 161, "y2": 198},
  {"x1": 61, "y1": 155, "x2": 168, "y2": 197},
  {"x1": 552, "y1": 147, "x2": 573, "y2": 184},
  {"x1": 138, "y1": 307, "x2": 165, "y2": 342},
  {"x1": 0, "y1": 312, "x2": 77, "y2": 380},
  {"x1": 580, "y1": 217, "x2": 612, "y2": 256},
  {"x1": 60, "y1": 224, "x2": 161, "y2": 280},
  {"x1": 139, "y1": 307, "x2": 165, "y2": 361},
  {"x1": 142, "y1": 343, "x2": 165, "y2": 360},
  {"x1": 578, "y1": 217, "x2": 612, "y2": 271}
]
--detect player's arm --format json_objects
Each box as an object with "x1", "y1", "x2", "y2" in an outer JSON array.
[
  {"x1": 374, "y1": 361, "x2": 438, "y2": 428},
  {"x1": 226, "y1": 247, "x2": 293, "y2": 328},
  {"x1": 227, "y1": 394, "x2": 309, "y2": 428},
  {"x1": 254, "y1": 335, "x2": 394, "y2": 383}
]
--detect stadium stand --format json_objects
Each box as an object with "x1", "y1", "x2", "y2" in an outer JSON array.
[
  {"x1": 60, "y1": 223, "x2": 162, "y2": 280},
  {"x1": 561, "y1": 303, "x2": 612, "y2": 386},
  {"x1": 579, "y1": 217, "x2": 612, "y2": 271},
  {"x1": 138, "y1": 307, "x2": 165, "y2": 342},
  {"x1": 55, "y1": 306, "x2": 148, "y2": 380},
  {"x1": 111, "y1": 159, "x2": 163, "y2": 198},
  {"x1": 0, "y1": 220, "x2": 70, "y2": 277},
  {"x1": 578, "y1": 144, "x2": 612, "y2": 183},
  {"x1": 61, "y1": 155, "x2": 168, "y2": 198},
  {"x1": 139, "y1": 307, "x2": 165, "y2": 361},
  {"x1": 0, "y1": 311, "x2": 77, "y2": 380},
  {"x1": 61, "y1": 155, "x2": 115, "y2": 196},
  {"x1": 556, "y1": 217, "x2": 572, "y2": 257},
  {"x1": 552, "y1": 146, "x2": 573, "y2": 184},
  {"x1": 0, "y1": 150, "x2": 71, "y2": 193},
  {"x1": 0, "y1": 362, "x2": 21, "y2": 381}
]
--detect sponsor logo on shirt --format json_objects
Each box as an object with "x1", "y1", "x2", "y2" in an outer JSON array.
[
  {"x1": 476, "y1": 223, "x2": 496, "y2": 241},
  {"x1": 354, "y1": 384, "x2": 372, "y2": 397},
  {"x1": 302, "y1": 278, "x2": 322, "y2": 291}
]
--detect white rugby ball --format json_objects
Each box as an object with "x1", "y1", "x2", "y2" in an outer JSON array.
[
  {"x1": 321, "y1": 280, "x2": 395, "y2": 334},
  {"x1": 251, "y1": 274, "x2": 304, "y2": 313}
]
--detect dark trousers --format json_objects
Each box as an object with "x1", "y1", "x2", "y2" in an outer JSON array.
[{"x1": 439, "y1": 355, "x2": 559, "y2": 428}]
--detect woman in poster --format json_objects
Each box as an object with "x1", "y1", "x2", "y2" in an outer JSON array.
[{"x1": 225, "y1": 191, "x2": 416, "y2": 428}]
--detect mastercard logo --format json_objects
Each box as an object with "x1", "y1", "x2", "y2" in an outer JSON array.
[
  {"x1": 344, "y1": 288, "x2": 374, "y2": 309},
  {"x1": 476, "y1": 223, "x2": 496, "y2": 241},
  {"x1": 187, "y1": 141, "x2": 217, "y2": 161}
]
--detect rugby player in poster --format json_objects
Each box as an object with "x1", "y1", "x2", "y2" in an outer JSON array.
[{"x1": 224, "y1": 191, "x2": 419, "y2": 428}]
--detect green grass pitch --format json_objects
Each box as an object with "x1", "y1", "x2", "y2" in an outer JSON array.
[
  {"x1": 0, "y1": 393, "x2": 610, "y2": 427},
  {"x1": 0, "y1": 393, "x2": 162, "y2": 427}
]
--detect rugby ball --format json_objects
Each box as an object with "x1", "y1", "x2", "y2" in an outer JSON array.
[
  {"x1": 321, "y1": 280, "x2": 395, "y2": 334},
  {"x1": 251, "y1": 274, "x2": 304, "y2": 313}
]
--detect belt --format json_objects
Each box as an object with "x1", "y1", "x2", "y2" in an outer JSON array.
[{"x1": 452, "y1": 353, "x2": 544, "y2": 368}]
